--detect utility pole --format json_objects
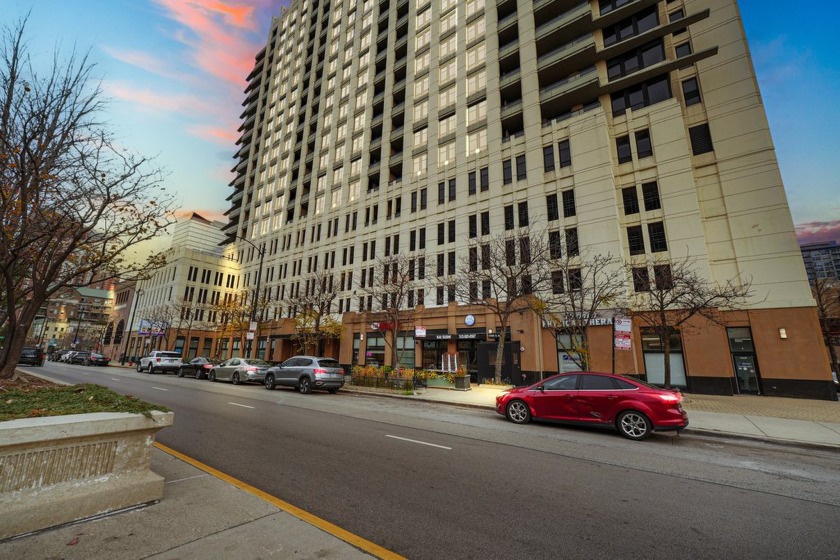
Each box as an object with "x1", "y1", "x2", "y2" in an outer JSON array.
[
  {"x1": 237, "y1": 236, "x2": 265, "y2": 359},
  {"x1": 120, "y1": 288, "x2": 144, "y2": 364}
]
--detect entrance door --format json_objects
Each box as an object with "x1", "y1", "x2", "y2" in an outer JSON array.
[{"x1": 733, "y1": 354, "x2": 761, "y2": 394}]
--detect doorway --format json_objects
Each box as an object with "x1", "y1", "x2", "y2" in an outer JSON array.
[{"x1": 728, "y1": 327, "x2": 761, "y2": 394}]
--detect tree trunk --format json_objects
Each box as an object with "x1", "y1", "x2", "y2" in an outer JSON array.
[
  {"x1": 0, "y1": 298, "x2": 41, "y2": 379},
  {"x1": 493, "y1": 320, "x2": 506, "y2": 384},
  {"x1": 662, "y1": 328, "x2": 672, "y2": 389}
]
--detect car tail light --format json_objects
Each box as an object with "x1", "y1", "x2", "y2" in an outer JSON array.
[
  {"x1": 246, "y1": 367, "x2": 259, "y2": 372},
  {"x1": 657, "y1": 393, "x2": 682, "y2": 405},
  {"x1": 155, "y1": 358, "x2": 161, "y2": 362}
]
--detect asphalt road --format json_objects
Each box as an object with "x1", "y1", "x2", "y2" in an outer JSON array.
[{"x1": 32, "y1": 362, "x2": 840, "y2": 559}]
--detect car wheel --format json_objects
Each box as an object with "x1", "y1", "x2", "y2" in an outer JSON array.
[
  {"x1": 209, "y1": 371, "x2": 216, "y2": 382},
  {"x1": 506, "y1": 400, "x2": 531, "y2": 424},
  {"x1": 136, "y1": 363, "x2": 142, "y2": 372},
  {"x1": 298, "y1": 377, "x2": 312, "y2": 394},
  {"x1": 195, "y1": 371, "x2": 204, "y2": 380},
  {"x1": 231, "y1": 372, "x2": 241, "y2": 385},
  {"x1": 616, "y1": 410, "x2": 652, "y2": 441},
  {"x1": 148, "y1": 365, "x2": 154, "y2": 374},
  {"x1": 177, "y1": 367, "x2": 185, "y2": 377},
  {"x1": 265, "y1": 374, "x2": 276, "y2": 390}
]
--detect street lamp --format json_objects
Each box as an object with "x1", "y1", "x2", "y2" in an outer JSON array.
[
  {"x1": 237, "y1": 236, "x2": 265, "y2": 359},
  {"x1": 120, "y1": 288, "x2": 144, "y2": 365},
  {"x1": 72, "y1": 301, "x2": 85, "y2": 349}
]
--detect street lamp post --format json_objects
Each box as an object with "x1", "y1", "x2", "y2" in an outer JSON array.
[
  {"x1": 120, "y1": 288, "x2": 144, "y2": 365},
  {"x1": 72, "y1": 302, "x2": 85, "y2": 349},
  {"x1": 237, "y1": 236, "x2": 265, "y2": 359}
]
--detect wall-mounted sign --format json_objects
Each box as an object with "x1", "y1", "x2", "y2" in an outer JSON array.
[
  {"x1": 415, "y1": 326, "x2": 427, "y2": 338},
  {"x1": 464, "y1": 314, "x2": 476, "y2": 326}
]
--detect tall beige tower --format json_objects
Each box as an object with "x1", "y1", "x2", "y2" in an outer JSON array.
[{"x1": 225, "y1": 0, "x2": 834, "y2": 399}]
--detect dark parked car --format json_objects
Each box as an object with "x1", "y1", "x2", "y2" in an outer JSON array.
[
  {"x1": 69, "y1": 351, "x2": 91, "y2": 365},
  {"x1": 17, "y1": 347, "x2": 45, "y2": 366},
  {"x1": 178, "y1": 357, "x2": 221, "y2": 379},
  {"x1": 85, "y1": 353, "x2": 111, "y2": 366},
  {"x1": 264, "y1": 356, "x2": 345, "y2": 394},
  {"x1": 495, "y1": 372, "x2": 688, "y2": 441}
]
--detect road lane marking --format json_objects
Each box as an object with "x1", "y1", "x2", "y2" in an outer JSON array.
[
  {"x1": 155, "y1": 443, "x2": 406, "y2": 560},
  {"x1": 152, "y1": 387, "x2": 168, "y2": 391},
  {"x1": 386, "y1": 435, "x2": 452, "y2": 450},
  {"x1": 228, "y1": 402, "x2": 255, "y2": 409},
  {"x1": 111, "y1": 378, "x2": 120, "y2": 381},
  {"x1": 79, "y1": 372, "x2": 90, "y2": 376}
]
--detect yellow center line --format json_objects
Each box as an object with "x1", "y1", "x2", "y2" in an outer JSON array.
[{"x1": 154, "y1": 442, "x2": 405, "y2": 560}]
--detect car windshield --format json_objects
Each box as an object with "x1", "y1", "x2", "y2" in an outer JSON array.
[
  {"x1": 160, "y1": 352, "x2": 181, "y2": 358},
  {"x1": 619, "y1": 375, "x2": 663, "y2": 391}
]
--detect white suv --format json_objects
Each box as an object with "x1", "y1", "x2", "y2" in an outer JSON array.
[{"x1": 138, "y1": 351, "x2": 183, "y2": 374}]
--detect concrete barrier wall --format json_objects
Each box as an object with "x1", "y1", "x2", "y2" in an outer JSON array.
[{"x1": 0, "y1": 411, "x2": 174, "y2": 540}]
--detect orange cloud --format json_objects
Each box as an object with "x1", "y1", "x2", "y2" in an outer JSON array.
[
  {"x1": 189, "y1": 124, "x2": 240, "y2": 145},
  {"x1": 796, "y1": 220, "x2": 840, "y2": 245}
]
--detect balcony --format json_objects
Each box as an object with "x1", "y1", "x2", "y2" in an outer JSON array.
[{"x1": 535, "y1": 1, "x2": 591, "y2": 43}]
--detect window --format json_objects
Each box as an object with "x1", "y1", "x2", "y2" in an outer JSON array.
[
  {"x1": 481, "y1": 211, "x2": 490, "y2": 235},
  {"x1": 642, "y1": 181, "x2": 661, "y2": 211},
  {"x1": 558, "y1": 140, "x2": 571, "y2": 168},
  {"x1": 419, "y1": 227, "x2": 426, "y2": 249},
  {"x1": 569, "y1": 268, "x2": 582, "y2": 291},
  {"x1": 448, "y1": 178, "x2": 456, "y2": 201},
  {"x1": 635, "y1": 129, "x2": 652, "y2": 158},
  {"x1": 562, "y1": 190, "x2": 576, "y2": 218},
  {"x1": 504, "y1": 205, "x2": 514, "y2": 230},
  {"x1": 682, "y1": 77, "x2": 701, "y2": 106},
  {"x1": 505, "y1": 239, "x2": 516, "y2": 266},
  {"x1": 566, "y1": 228, "x2": 579, "y2": 256},
  {"x1": 480, "y1": 166, "x2": 489, "y2": 191},
  {"x1": 436, "y1": 286, "x2": 444, "y2": 305},
  {"x1": 548, "y1": 270, "x2": 564, "y2": 295},
  {"x1": 654, "y1": 264, "x2": 673, "y2": 290},
  {"x1": 469, "y1": 215, "x2": 477, "y2": 238},
  {"x1": 675, "y1": 42, "x2": 693, "y2": 59},
  {"x1": 410, "y1": 230, "x2": 417, "y2": 250},
  {"x1": 411, "y1": 191, "x2": 418, "y2": 212},
  {"x1": 632, "y1": 267, "x2": 650, "y2": 292},
  {"x1": 607, "y1": 39, "x2": 665, "y2": 81},
  {"x1": 438, "y1": 182, "x2": 446, "y2": 204},
  {"x1": 581, "y1": 375, "x2": 616, "y2": 390},
  {"x1": 603, "y1": 5, "x2": 658, "y2": 46},
  {"x1": 437, "y1": 222, "x2": 445, "y2": 245},
  {"x1": 689, "y1": 124, "x2": 714, "y2": 155},
  {"x1": 611, "y1": 74, "x2": 672, "y2": 117},
  {"x1": 448, "y1": 251, "x2": 456, "y2": 275},
  {"x1": 420, "y1": 188, "x2": 427, "y2": 209},
  {"x1": 648, "y1": 222, "x2": 667, "y2": 252},
  {"x1": 437, "y1": 254, "x2": 445, "y2": 276},
  {"x1": 543, "y1": 145, "x2": 555, "y2": 172},
  {"x1": 503, "y1": 159, "x2": 512, "y2": 184},
  {"x1": 515, "y1": 154, "x2": 526, "y2": 180},
  {"x1": 469, "y1": 171, "x2": 477, "y2": 195},
  {"x1": 549, "y1": 231, "x2": 562, "y2": 259},
  {"x1": 448, "y1": 219, "x2": 456, "y2": 243},
  {"x1": 622, "y1": 187, "x2": 640, "y2": 215},
  {"x1": 616, "y1": 135, "x2": 632, "y2": 163},
  {"x1": 547, "y1": 194, "x2": 559, "y2": 221},
  {"x1": 627, "y1": 225, "x2": 645, "y2": 255},
  {"x1": 518, "y1": 202, "x2": 529, "y2": 227}
]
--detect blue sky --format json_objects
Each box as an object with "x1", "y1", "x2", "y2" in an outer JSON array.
[{"x1": 7, "y1": 0, "x2": 839, "y2": 244}]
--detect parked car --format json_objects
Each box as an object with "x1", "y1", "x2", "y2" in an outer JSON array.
[
  {"x1": 209, "y1": 358, "x2": 270, "y2": 385},
  {"x1": 59, "y1": 351, "x2": 77, "y2": 363},
  {"x1": 137, "y1": 351, "x2": 183, "y2": 374},
  {"x1": 17, "y1": 347, "x2": 45, "y2": 366},
  {"x1": 85, "y1": 353, "x2": 111, "y2": 366},
  {"x1": 264, "y1": 356, "x2": 345, "y2": 394},
  {"x1": 495, "y1": 372, "x2": 688, "y2": 441},
  {"x1": 69, "y1": 351, "x2": 91, "y2": 365},
  {"x1": 178, "y1": 357, "x2": 221, "y2": 379},
  {"x1": 50, "y1": 349, "x2": 71, "y2": 362}
]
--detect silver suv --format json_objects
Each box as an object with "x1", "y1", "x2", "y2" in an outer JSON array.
[
  {"x1": 264, "y1": 356, "x2": 345, "y2": 394},
  {"x1": 138, "y1": 351, "x2": 183, "y2": 374}
]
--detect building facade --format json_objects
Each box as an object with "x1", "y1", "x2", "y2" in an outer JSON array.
[
  {"x1": 223, "y1": 0, "x2": 834, "y2": 399},
  {"x1": 801, "y1": 241, "x2": 840, "y2": 283},
  {"x1": 122, "y1": 213, "x2": 245, "y2": 363}
]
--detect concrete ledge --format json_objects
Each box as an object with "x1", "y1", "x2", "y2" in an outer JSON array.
[{"x1": 0, "y1": 411, "x2": 173, "y2": 539}]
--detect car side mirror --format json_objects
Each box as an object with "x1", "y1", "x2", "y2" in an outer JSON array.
[{"x1": 537, "y1": 385, "x2": 545, "y2": 392}]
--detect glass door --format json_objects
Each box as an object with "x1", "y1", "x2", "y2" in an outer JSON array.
[{"x1": 733, "y1": 354, "x2": 761, "y2": 394}]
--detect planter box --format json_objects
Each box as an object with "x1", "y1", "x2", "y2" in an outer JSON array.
[
  {"x1": 454, "y1": 376, "x2": 471, "y2": 391},
  {"x1": 0, "y1": 411, "x2": 173, "y2": 540}
]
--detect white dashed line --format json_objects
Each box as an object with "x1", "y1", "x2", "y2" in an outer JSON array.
[
  {"x1": 386, "y1": 435, "x2": 451, "y2": 450},
  {"x1": 152, "y1": 387, "x2": 168, "y2": 391},
  {"x1": 228, "y1": 402, "x2": 255, "y2": 409}
]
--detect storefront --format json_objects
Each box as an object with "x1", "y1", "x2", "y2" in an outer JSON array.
[
  {"x1": 456, "y1": 328, "x2": 486, "y2": 380},
  {"x1": 418, "y1": 329, "x2": 451, "y2": 370}
]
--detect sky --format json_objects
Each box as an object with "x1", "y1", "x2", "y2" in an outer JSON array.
[{"x1": 6, "y1": 0, "x2": 839, "y2": 245}]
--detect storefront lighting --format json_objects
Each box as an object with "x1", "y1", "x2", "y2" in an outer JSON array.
[{"x1": 779, "y1": 328, "x2": 787, "y2": 339}]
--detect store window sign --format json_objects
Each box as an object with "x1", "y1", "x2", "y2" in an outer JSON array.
[{"x1": 415, "y1": 326, "x2": 427, "y2": 338}]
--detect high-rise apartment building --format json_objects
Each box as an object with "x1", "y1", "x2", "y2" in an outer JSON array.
[{"x1": 225, "y1": 0, "x2": 835, "y2": 399}]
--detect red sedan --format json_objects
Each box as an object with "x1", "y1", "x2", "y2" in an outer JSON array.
[{"x1": 496, "y1": 372, "x2": 688, "y2": 440}]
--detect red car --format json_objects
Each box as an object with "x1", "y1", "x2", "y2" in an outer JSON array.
[{"x1": 495, "y1": 372, "x2": 688, "y2": 440}]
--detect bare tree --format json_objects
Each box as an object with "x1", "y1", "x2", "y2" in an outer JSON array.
[
  {"x1": 626, "y1": 256, "x2": 752, "y2": 388},
  {"x1": 0, "y1": 17, "x2": 175, "y2": 377},
  {"x1": 359, "y1": 253, "x2": 423, "y2": 369},
  {"x1": 209, "y1": 292, "x2": 249, "y2": 359},
  {"x1": 530, "y1": 248, "x2": 627, "y2": 371},
  {"x1": 169, "y1": 297, "x2": 205, "y2": 359},
  {"x1": 285, "y1": 269, "x2": 341, "y2": 355},
  {"x1": 453, "y1": 226, "x2": 554, "y2": 383},
  {"x1": 812, "y1": 277, "x2": 840, "y2": 376}
]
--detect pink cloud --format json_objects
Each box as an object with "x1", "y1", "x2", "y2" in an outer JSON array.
[
  {"x1": 796, "y1": 220, "x2": 840, "y2": 245},
  {"x1": 104, "y1": 81, "x2": 216, "y2": 115},
  {"x1": 188, "y1": 124, "x2": 240, "y2": 145},
  {"x1": 152, "y1": 0, "x2": 268, "y2": 87},
  {"x1": 101, "y1": 46, "x2": 182, "y2": 81}
]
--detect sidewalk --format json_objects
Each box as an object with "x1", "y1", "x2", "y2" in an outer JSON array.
[{"x1": 3, "y1": 376, "x2": 838, "y2": 559}]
